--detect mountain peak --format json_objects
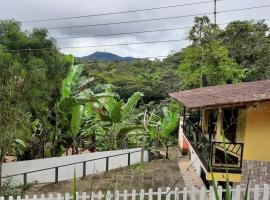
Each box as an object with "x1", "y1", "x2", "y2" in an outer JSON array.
[{"x1": 80, "y1": 51, "x2": 136, "y2": 62}]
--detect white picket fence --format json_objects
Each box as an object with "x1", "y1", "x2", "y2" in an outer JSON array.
[{"x1": 1, "y1": 184, "x2": 269, "y2": 200}]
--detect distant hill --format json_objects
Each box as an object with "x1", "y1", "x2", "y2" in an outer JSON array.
[{"x1": 79, "y1": 51, "x2": 136, "y2": 62}]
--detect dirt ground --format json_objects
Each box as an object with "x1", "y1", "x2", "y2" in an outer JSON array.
[{"x1": 25, "y1": 148, "x2": 185, "y2": 196}]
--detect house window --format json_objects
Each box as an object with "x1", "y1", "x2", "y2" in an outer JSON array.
[{"x1": 222, "y1": 108, "x2": 238, "y2": 142}]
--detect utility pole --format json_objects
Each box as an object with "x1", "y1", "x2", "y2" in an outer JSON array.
[{"x1": 214, "y1": 0, "x2": 217, "y2": 25}]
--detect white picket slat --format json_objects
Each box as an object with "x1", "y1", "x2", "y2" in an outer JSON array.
[
  {"x1": 174, "y1": 187, "x2": 179, "y2": 200},
  {"x1": 157, "y1": 188, "x2": 162, "y2": 200},
  {"x1": 254, "y1": 184, "x2": 260, "y2": 200},
  {"x1": 165, "y1": 187, "x2": 170, "y2": 200},
  {"x1": 235, "y1": 185, "x2": 241, "y2": 200},
  {"x1": 139, "y1": 189, "x2": 144, "y2": 200},
  {"x1": 8, "y1": 196, "x2": 13, "y2": 200},
  {"x1": 0, "y1": 184, "x2": 269, "y2": 200},
  {"x1": 64, "y1": 193, "x2": 70, "y2": 200},
  {"x1": 81, "y1": 192, "x2": 86, "y2": 200},
  {"x1": 190, "y1": 187, "x2": 196, "y2": 200},
  {"x1": 131, "y1": 189, "x2": 136, "y2": 200},
  {"x1": 209, "y1": 186, "x2": 215, "y2": 200},
  {"x1": 217, "y1": 185, "x2": 223, "y2": 199},
  {"x1": 263, "y1": 184, "x2": 270, "y2": 200},
  {"x1": 114, "y1": 190, "x2": 119, "y2": 200},
  {"x1": 199, "y1": 186, "x2": 206, "y2": 200},
  {"x1": 148, "y1": 188, "x2": 153, "y2": 200},
  {"x1": 106, "y1": 191, "x2": 111, "y2": 200},
  {"x1": 90, "y1": 192, "x2": 94, "y2": 200},
  {"x1": 123, "y1": 190, "x2": 128, "y2": 200},
  {"x1": 97, "y1": 191, "x2": 102, "y2": 200},
  {"x1": 183, "y1": 187, "x2": 187, "y2": 200}
]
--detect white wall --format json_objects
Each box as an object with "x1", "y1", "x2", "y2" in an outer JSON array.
[{"x1": 2, "y1": 148, "x2": 148, "y2": 185}]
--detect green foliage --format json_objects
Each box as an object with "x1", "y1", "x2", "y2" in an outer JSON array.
[
  {"x1": 147, "y1": 104, "x2": 180, "y2": 147},
  {"x1": 179, "y1": 17, "x2": 246, "y2": 89}
]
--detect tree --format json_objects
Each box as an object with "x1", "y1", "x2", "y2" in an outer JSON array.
[
  {"x1": 0, "y1": 19, "x2": 65, "y2": 161},
  {"x1": 222, "y1": 20, "x2": 270, "y2": 81},
  {"x1": 0, "y1": 50, "x2": 26, "y2": 185},
  {"x1": 179, "y1": 16, "x2": 246, "y2": 89}
]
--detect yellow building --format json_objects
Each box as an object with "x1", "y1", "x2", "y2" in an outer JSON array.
[{"x1": 169, "y1": 80, "x2": 270, "y2": 187}]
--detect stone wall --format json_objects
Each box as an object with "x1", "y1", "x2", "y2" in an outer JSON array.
[{"x1": 241, "y1": 160, "x2": 270, "y2": 187}]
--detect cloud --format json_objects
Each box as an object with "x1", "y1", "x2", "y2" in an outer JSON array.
[{"x1": 1, "y1": 0, "x2": 270, "y2": 57}]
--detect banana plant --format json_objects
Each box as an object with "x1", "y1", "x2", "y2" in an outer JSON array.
[
  {"x1": 93, "y1": 91, "x2": 144, "y2": 150},
  {"x1": 57, "y1": 55, "x2": 117, "y2": 154},
  {"x1": 148, "y1": 105, "x2": 179, "y2": 147}
]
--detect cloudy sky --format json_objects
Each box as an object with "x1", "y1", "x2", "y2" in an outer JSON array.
[{"x1": 1, "y1": 0, "x2": 270, "y2": 58}]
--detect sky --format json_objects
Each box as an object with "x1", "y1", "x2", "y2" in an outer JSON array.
[{"x1": 0, "y1": 0, "x2": 270, "y2": 58}]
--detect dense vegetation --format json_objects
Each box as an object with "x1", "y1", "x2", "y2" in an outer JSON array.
[{"x1": 1, "y1": 16, "x2": 270, "y2": 185}]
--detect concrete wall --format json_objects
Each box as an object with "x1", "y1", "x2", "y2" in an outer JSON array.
[
  {"x1": 2, "y1": 148, "x2": 148, "y2": 185},
  {"x1": 243, "y1": 101, "x2": 270, "y2": 161}
]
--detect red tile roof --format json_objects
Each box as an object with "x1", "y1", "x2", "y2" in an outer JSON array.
[{"x1": 169, "y1": 80, "x2": 270, "y2": 109}]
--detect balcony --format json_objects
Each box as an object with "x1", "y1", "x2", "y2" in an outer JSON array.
[{"x1": 183, "y1": 117, "x2": 243, "y2": 173}]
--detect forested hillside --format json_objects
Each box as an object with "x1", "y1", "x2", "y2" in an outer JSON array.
[{"x1": 1, "y1": 16, "x2": 270, "y2": 180}]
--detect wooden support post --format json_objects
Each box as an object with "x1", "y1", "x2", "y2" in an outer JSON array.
[
  {"x1": 23, "y1": 173, "x2": 27, "y2": 185},
  {"x1": 83, "y1": 161, "x2": 86, "y2": 177},
  {"x1": 106, "y1": 157, "x2": 109, "y2": 171},
  {"x1": 55, "y1": 167, "x2": 58, "y2": 183},
  {"x1": 127, "y1": 153, "x2": 131, "y2": 166}
]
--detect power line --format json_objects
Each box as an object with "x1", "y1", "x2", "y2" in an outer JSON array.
[
  {"x1": 55, "y1": 26, "x2": 194, "y2": 40},
  {"x1": 54, "y1": 18, "x2": 270, "y2": 40},
  {"x1": 43, "y1": 4, "x2": 270, "y2": 30},
  {"x1": 46, "y1": 12, "x2": 213, "y2": 30},
  {"x1": 2, "y1": 17, "x2": 270, "y2": 52},
  {"x1": 2, "y1": 38, "x2": 189, "y2": 52},
  {"x1": 21, "y1": 0, "x2": 220, "y2": 23}
]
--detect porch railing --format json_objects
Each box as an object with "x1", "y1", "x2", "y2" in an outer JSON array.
[{"x1": 183, "y1": 117, "x2": 243, "y2": 173}]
